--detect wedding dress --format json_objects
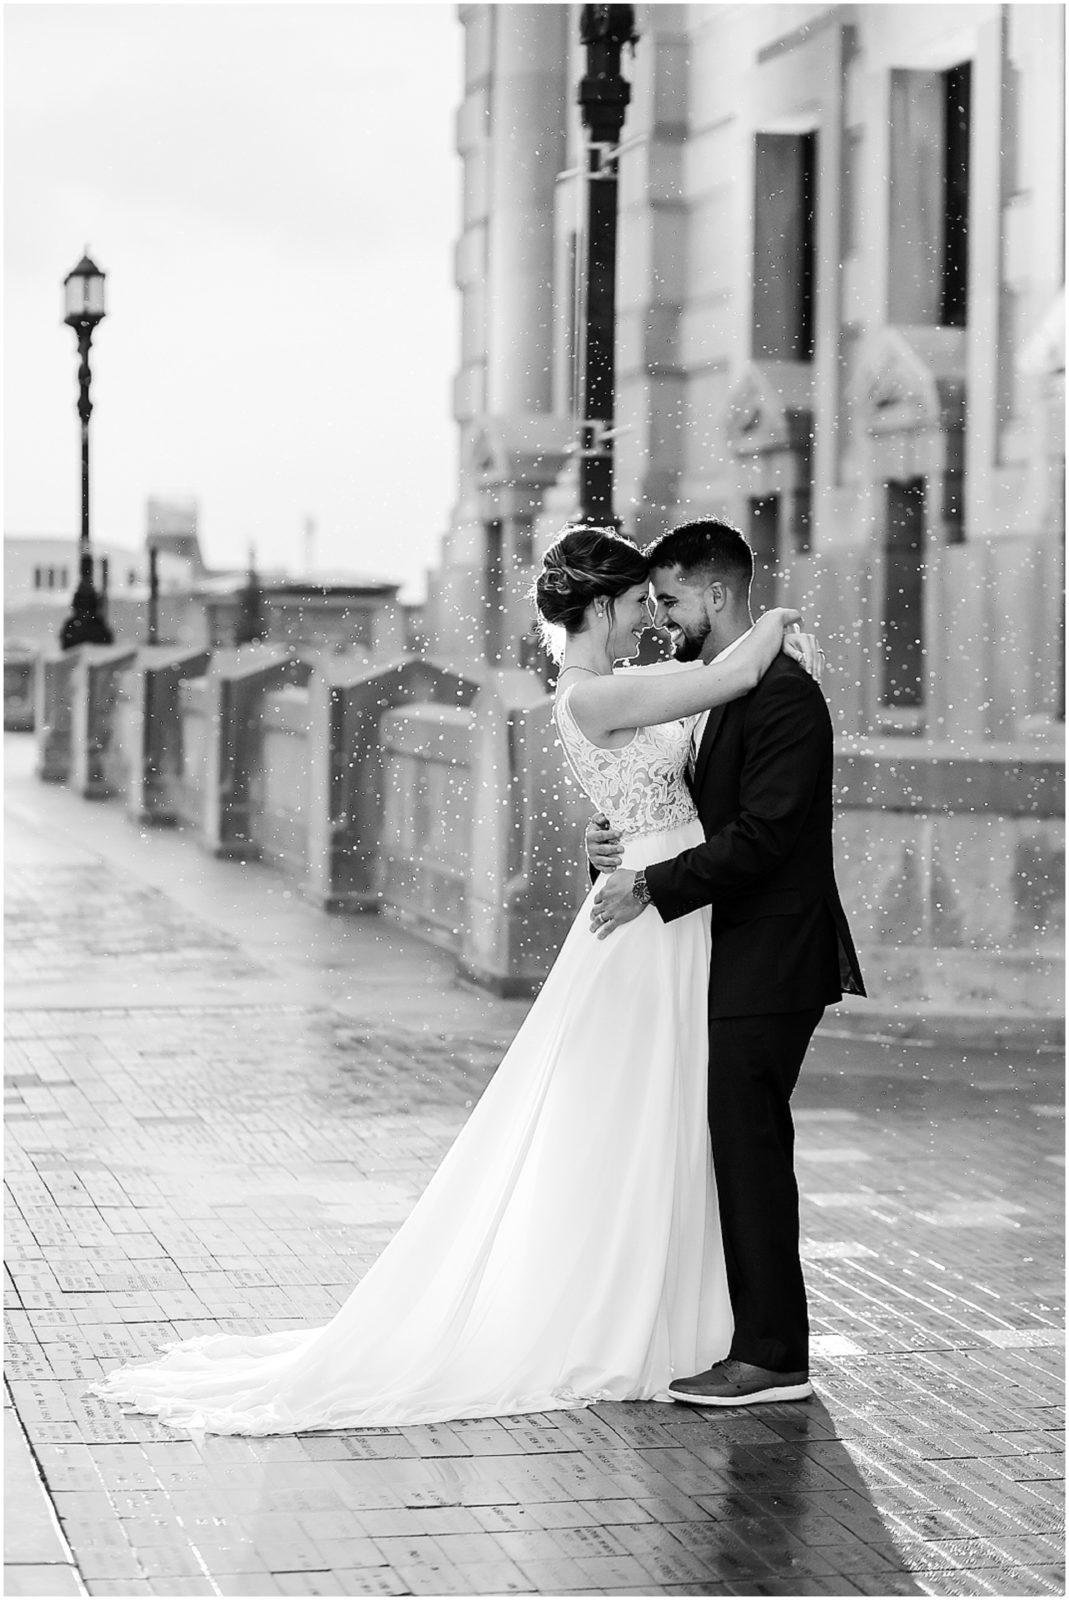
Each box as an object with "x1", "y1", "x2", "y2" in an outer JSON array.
[{"x1": 89, "y1": 681, "x2": 732, "y2": 1433}]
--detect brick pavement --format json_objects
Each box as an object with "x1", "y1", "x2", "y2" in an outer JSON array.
[{"x1": 4, "y1": 736, "x2": 1065, "y2": 1598}]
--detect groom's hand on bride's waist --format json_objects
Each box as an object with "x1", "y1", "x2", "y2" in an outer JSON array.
[
  {"x1": 591, "y1": 869, "x2": 644, "y2": 939},
  {"x1": 586, "y1": 814, "x2": 623, "y2": 874}
]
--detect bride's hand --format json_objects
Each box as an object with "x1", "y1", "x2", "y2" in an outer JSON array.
[
  {"x1": 753, "y1": 607, "x2": 803, "y2": 644},
  {"x1": 782, "y1": 624, "x2": 825, "y2": 684}
]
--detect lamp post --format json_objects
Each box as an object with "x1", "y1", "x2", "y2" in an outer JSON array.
[
  {"x1": 235, "y1": 544, "x2": 265, "y2": 646},
  {"x1": 575, "y1": 4, "x2": 638, "y2": 529},
  {"x1": 60, "y1": 250, "x2": 113, "y2": 649},
  {"x1": 146, "y1": 547, "x2": 160, "y2": 646}
]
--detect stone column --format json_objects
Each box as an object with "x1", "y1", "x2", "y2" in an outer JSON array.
[
  {"x1": 430, "y1": 5, "x2": 569, "y2": 673},
  {"x1": 484, "y1": 4, "x2": 568, "y2": 417}
]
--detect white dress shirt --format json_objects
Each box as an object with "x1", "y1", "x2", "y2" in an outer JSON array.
[{"x1": 688, "y1": 628, "x2": 753, "y2": 781}]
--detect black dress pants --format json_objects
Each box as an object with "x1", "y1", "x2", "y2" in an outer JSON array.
[{"x1": 707, "y1": 1006, "x2": 824, "y2": 1374}]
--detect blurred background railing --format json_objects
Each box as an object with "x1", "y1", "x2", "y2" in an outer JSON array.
[{"x1": 24, "y1": 627, "x2": 1063, "y2": 1029}]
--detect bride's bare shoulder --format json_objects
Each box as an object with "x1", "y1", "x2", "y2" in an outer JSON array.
[{"x1": 611, "y1": 659, "x2": 701, "y2": 678}]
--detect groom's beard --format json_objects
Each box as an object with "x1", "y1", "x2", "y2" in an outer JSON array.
[{"x1": 670, "y1": 621, "x2": 711, "y2": 662}]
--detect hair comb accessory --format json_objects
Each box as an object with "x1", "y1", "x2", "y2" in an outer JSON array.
[
  {"x1": 539, "y1": 568, "x2": 572, "y2": 595},
  {"x1": 540, "y1": 556, "x2": 600, "y2": 592}
]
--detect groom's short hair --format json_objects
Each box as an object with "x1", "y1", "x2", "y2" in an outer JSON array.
[{"x1": 644, "y1": 520, "x2": 754, "y2": 593}]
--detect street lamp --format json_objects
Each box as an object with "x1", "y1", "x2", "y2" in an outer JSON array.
[
  {"x1": 575, "y1": 4, "x2": 638, "y2": 530},
  {"x1": 59, "y1": 250, "x2": 113, "y2": 649}
]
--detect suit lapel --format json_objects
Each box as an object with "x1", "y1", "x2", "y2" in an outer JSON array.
[{"x1": 692, "y1": 703, "x2": 727, "y2": 793}]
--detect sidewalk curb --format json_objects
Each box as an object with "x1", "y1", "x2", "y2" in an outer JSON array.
[{"x1": 3, "y1": 1402, "x2": 84, "y2": 1595}]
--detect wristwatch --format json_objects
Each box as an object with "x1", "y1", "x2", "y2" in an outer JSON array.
[{"x1": 632, "y1": 869, "x2": 652, "y2": 909}]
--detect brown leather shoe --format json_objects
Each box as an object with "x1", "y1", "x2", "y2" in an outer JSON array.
[{"x1": 669, "y1": 1357, "x2": 812, "y2": 1406}]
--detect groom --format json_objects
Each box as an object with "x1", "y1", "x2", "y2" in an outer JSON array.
[{"x1": 587, "y1": 519, "x2": 865, "y2": 1407}]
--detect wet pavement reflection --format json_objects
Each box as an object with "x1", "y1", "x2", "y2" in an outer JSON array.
[{"x1": 4, "y1": 739, "x2": 1064, "y2": 1596}]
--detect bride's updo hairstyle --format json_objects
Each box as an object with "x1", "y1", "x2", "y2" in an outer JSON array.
[{"x1": 533, "y1": 525, "x2": 649, "y2": 662}]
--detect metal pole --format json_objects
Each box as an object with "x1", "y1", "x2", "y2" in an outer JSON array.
[
  {"x1": 576, "y1": 4, "x2": 637, "y2": 529},
  {"x1": 75, "y1": 323, "x2": 103, "y2": 612},
  {"x1": 147, "y1": 548, "x2": 160, "y2": 646},
  {"x1": 143, "y1": 546, "x2": 159, "y2": 806},
  {"x1": 61, "y1": 317, "x2": 112, "y2": 648}
]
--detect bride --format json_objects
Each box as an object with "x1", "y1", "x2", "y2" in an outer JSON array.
[{"x1": 89, "y1": 525, "x2": 819, "y2": 1434}]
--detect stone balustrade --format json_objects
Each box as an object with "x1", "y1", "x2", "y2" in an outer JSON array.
[
  {"x1": 35, "y1": 650, "x2": 80, "y2": 784},
  {"x1": 176, "y1": 673, "x2": 210, "y2": 833},
  {"x1": 70, "y1": 644, "x2": 139, "y2": 800},
  {"x1": 248, "y1": 683, "x2": 313, "y2": 877},
  {"x1": 127, "y1": 648, "x2": 212, "y2": 826},
  {"x1": 379, "y1": 701, "x2": 476, "y2": 949},
  {"x1": 25, "y1": 641, "x2": 1065, "y2": 1023},
  {"x1": 304, "y1": 657, "x2": 480, "y2": 912},
  {"x1": 833, "y1": 738, "x2": 1065, "y2": 1022},
  {"x1": 99, "y1": 656, "x2": 138, "y2": 803},
  {"x1": 200, "y1": 647, "x2": 312, "y2": 859},
  {"x1": 460, "y1": 670, "x2": 590, "y2": 996}
]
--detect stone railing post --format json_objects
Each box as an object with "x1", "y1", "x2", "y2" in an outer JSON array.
[
  {"x1": 201, "y1": 646, "x2": 306, "y2": 858},
  {"x1": 305, "y1": 657, "x2": 479, "y2": 911},
  {"x1": 833, "y1": 737, "x2": 1065, "y2": 1030},
  {"x1": 4, "y1": 644, "x2": 38, "y2": 732},
  {"x1": 126, "y1": 647, "x2": 211, "y2": 826},
  {"x1": 70, "y1": 644, "x2": 138, "y2": 799},
  {"x1": 459, "y1": 669, "x2": 590, "y2": 996},
  {"x1": 35, "y1": 650, "x2": 80, "y2": 784},
  {"x1": 378, "y1": 703, "x2": 476, "y2": 947}
]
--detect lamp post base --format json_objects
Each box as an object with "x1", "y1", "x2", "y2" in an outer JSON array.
[{"x1": 59, "y1": 552, "x2": 113, "y2": 651}]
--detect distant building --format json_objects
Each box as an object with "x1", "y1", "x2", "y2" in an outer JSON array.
[
  {"x1": 146, "y1": 497, "x2": 206, "y2": 578},
  {"x1": 4, "y1": 534, "x2": 145, "y2": 611},
  {"x1": 4, "y1": 534, "x2": 149, "y2": 651},
  {"x1": 196, "y1": 572, "x2": 405, "y2": 657}
]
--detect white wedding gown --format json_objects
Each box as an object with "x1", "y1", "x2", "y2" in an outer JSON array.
[{"x1": 89, "y1": 682, "x2": 732, "y2": 1433}]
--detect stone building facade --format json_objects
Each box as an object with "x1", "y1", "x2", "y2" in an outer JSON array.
[
  {"x1": 426, "y1": 2, "x2": 1064, "y2": 732},
  {"x1": 421, "y1": 2, "x2": 1065, "y2": 1024}
]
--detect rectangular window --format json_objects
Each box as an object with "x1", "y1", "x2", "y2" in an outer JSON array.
[
  {"x1": 566, "y1": 230, "x2": 580, "y2": 416},
  {"x1": 753, "y1": 132, "x2": 816, "y2": 361},
  {"x1": 940, "y1": 62, "x2": 971, "y2": 328},
  {"x1": 33, "y1": 566, "x2": 42, "y2": 589},
  {"x1": 791, "y1": 439, "x2": 813, "y2": 554},
  {"x1": 889, "y1": 63, "x2": 971, "y2": 327},
  {"x1": 749, "y1": 496, "x2": 780, "y2": 614},
  {"x1": 484, "y1": 518, "x2": 504, "y2": 665},
  {"x1": 880, "y1": 479, "x2": 925, "y2": 709},
  {"x1": 351, "y1": 610, "x2": 374, "y2": 649},
  {"x1": 46, "y1": 566, "x2": 55, "y2": 589}
]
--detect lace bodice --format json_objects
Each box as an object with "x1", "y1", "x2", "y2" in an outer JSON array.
[{"x1": 554, "y1": 683, "x2": 699, "y2": 839}]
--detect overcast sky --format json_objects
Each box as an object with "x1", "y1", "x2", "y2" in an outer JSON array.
[{"x1": 4, "y1": 2, "x2": 463, "y2": 599}]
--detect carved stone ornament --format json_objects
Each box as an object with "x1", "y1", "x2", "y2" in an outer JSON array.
[
  {"x1": 723, "y1": 361, "x2": 814, "y2": 456},
  {"x1": 851, "y1": 326, "x2": 965, "y2": 435},
  {"x1": 469, "y1": 415, "x2": 574, "y2": 492},
  {"x1": 1017, "y1": 288, "x2": 1065, "y2": 380}
]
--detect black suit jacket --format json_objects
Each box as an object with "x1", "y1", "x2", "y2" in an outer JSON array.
[{"x1": 643, "y1": 654, "x2": 866, "y2": 1018}]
